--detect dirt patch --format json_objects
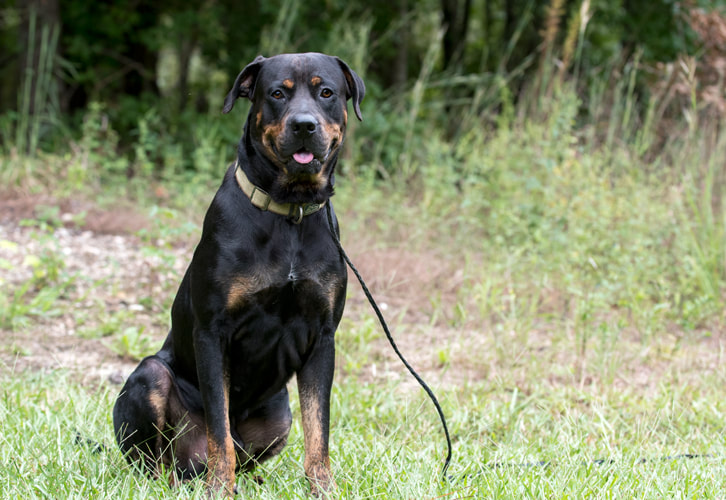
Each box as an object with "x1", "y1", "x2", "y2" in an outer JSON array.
[
  {"x1": 342, "y1": 240, "x2": 466, "y2": 324},
  {"x1": 0, "y1": 199, "x2": 186, "y2": 384},
  {"x1": 0, "y1": 190, "x2": 148, "y2": 234}
]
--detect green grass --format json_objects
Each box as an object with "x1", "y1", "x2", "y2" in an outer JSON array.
[{"x1": 0, "y1": 364, "x2": 724, "y2": 499}]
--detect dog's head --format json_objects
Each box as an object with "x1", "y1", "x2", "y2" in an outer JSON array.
[{"x1": 223, "y1": 53, "x2": 365, "y2": 203}]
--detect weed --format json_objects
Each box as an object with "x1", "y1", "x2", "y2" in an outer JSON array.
[
  {"x1": 78, "y1": 308, "x2": 131, "y2": 340},
  {"x1": 107, "y1": 325, "x2": 154, "y2": 361},
  {"x1": 0, "y1": 220, "x2": 75, "y2": 332},
  {"x1": 75, "y1": 102, "x2": 128, "y2": 185},
  {"x1": 337, "y1": 315, "x2": 380, "y2": 376},
  {"x1": 4, "y1": 11, "x2": 60, "y2": 159}
]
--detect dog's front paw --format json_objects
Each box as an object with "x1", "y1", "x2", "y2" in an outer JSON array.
[
  {"x1": 306, "y1": 463, "x2": 336, "y2": 497},
  {"x1": 205, "y1": 470, "x2": 236, "y2": 498}
]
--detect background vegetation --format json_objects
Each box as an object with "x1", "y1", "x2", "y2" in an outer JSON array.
[{"x1": 1, "y1": 0, "x2": 726, "y2": 498}]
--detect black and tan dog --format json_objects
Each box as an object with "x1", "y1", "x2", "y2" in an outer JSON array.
[{"x1": 112, "y1": 53, "x2": 364, "y2": 497}]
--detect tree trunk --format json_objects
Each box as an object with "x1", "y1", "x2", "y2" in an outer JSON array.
[
  {"x1": 441, "y1": 0, "x2": 471, "y2": 71},
  {"x1": 121, "y1": 0, "x2": 160, "y2": 98},
  {"x1": 393, "y1": 0, "x2": 408, "y2": 87}
]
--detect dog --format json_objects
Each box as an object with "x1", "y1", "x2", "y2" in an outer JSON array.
[{"x1": 112, "y1": 52, "x2": 364, "y2": 497}]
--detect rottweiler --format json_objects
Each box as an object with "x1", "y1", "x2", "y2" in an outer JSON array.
[{"x1": 112, "y1": 52, "x2": 365, "y2": 497}]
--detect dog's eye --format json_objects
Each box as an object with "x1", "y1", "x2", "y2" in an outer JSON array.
[
  {"x1": 320, "y1": 88, "x2": 333, "y2": 98},
  {"x1": 271, "y1": 90, "x2": 284, "y2": 99}
]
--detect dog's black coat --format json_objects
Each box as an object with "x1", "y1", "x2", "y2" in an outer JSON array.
[{"x1": 112, "y1": 53, "x2": 364, "y2": 496}]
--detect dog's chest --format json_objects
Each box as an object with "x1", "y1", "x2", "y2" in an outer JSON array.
[
  {"x1": 287, "y1": 260, "x2": 300, "y2": 282},
  {"x1": 225, "y1": 258, "x2": 338, "y2": 310},
  {"x1": 224, "y1": 261, "x2": 342, "y2": 403},
  {"x1": 225, "y1": 249, "x2": 343, "y2": 339}
]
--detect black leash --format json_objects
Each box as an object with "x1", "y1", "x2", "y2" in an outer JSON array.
[
  {"x1": 325, "y1": 204, "x2": 453, "y2": 479},
  {"x1": 483, "y1": 453, "x2": 717, "y2": 470}
]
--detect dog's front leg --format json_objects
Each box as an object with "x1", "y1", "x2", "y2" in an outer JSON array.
[
  {"x1": 194, "y1": 330, "x2": 236, "y2": 497},
  {"x1": 297, "y1": 333, "x2": 336, "y2": 497}
]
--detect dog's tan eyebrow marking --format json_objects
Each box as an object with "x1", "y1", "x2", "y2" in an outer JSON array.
[
  {"x1": 310, "y1": 76, "x2": 322, "y2": 86},
  {"x1": 282, "y1": 79, "x2": 295, "y2": 89}
]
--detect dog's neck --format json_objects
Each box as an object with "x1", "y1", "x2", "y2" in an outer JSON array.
[
  {"x1": 233, "y1": 161, "x2": 326, "y2": 224},
  {"x1": 238, "y1": 128, "x2": 337, "y2": 206}
]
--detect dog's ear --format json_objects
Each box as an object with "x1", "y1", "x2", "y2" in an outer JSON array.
[
  {"x1": 222, "y1": 55, "x2": 266, "y2": 114},
  {"x1": 335, "y1": 57, "x2": 365, "y2": 121}
]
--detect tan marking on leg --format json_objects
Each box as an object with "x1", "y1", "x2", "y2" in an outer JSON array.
[
  {"x1": 299, "y1": 388, "x2": 335, "y2": 496},
  {"x1": 256, "y1": 110, "x2": 262, "y2": 128},
  {"x1": 206, "y1": 375, "x2": 235, "y2": 497},
  {"x1": 206, "y1": 434, "x2": 236, "y2": 496},
  {"x1": 147, "y1": 389, "x2": 166, "y2": 424},
  {"x1": 135, "y1": 370, "x2": 173, "y2": 474}
]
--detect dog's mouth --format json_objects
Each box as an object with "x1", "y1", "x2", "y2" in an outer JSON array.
[
  {"x1": 272, "y1": 139, "x2": 340, "y2": 174},
  {"x1": 287, "y1": 149, "x2": 321, "y2": 177},
  {"x1": 290, "y1": 137, "x2": 339, "y2": 165},
  {"x1": 292, "y1": 149, "x2": 314, "y2": 165}
]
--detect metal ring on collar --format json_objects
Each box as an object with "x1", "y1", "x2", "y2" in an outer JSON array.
[{"x1": 290, "y1": 205, "x2": 304, "y2": 224}]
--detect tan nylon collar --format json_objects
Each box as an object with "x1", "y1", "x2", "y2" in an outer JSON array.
[{"x1": 234, "y1": 162, "x2": 326, "y2": 224}]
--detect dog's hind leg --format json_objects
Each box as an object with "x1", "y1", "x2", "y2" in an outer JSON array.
[
  {"x1": 113, "y1": 356, "x2": 208, "y2": 482},
  {"x1": 113, "y1": 356, "x2": 172, "y2": 473}
]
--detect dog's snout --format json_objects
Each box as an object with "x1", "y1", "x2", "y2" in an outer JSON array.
[{"x1": 290, "y1": 114, "x2": 318, "y2": 137}]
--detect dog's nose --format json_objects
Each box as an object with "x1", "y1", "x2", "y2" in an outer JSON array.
[{"x1": 290, "y1": 114, "x2": 318, "y2": 137}]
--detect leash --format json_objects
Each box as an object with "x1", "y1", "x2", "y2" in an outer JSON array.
[{"x1": 325, "y1": 204, "x2": 453, "y2": 479}]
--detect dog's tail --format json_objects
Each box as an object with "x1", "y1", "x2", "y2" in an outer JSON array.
[{"x1": 74, "y1": 432, "x2": 108, "y2": 454}]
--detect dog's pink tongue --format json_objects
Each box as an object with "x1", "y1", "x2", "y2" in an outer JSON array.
[{"x1": 293, "y1": 151, "x2": 314, "y2": 164}]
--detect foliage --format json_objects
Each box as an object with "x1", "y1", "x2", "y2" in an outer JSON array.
[
  {"x1": 0, "y1": 217, "x2": 74, "y2": 332},
  {"x1": 0, "y1": 0, "x2": 710, "y2": 167},
  {"x1": 1, "y1": 1, "x2": 725, "y2": 357}
]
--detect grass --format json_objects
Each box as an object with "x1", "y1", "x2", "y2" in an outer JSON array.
[{"x1": 0, "y1": 363, "x2": 724, "y2": 498}]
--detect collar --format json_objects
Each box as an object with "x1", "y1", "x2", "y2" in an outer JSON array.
[{"x1": 234, "y1": 161, "x2": 326, "y2": 224}]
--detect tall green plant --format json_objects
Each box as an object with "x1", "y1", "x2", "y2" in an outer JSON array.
[
  {"x1": 259, "y1": 0, "x2": 301, "y2": 55},
  {"x1": 17, "y1": 11, "x2": 59, "y2": 155},
  {"x1": 401, "y1": 27, "x2": 443, "y2": 180},
  {"x1": 1, "y1": 9, "x2": 60, "y2": 185},
  {"x1": 679, "y1": 134, "x2": 726, "y2": 304}
]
